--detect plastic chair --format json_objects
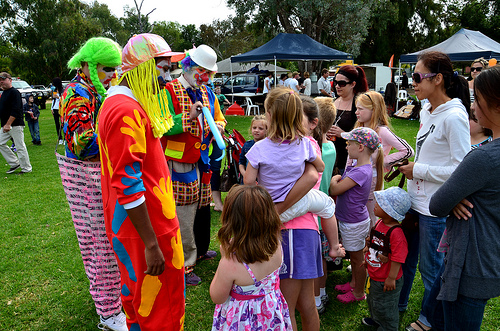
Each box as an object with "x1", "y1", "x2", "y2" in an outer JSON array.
[
  {"x1": 398, "y1": 89, "x2": 408, "y2": 101},
  {"x1": 245, "y1": 97, "x2": 259, "y2": 116}
]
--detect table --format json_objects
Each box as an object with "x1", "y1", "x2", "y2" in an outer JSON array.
[{"x1": 225, "y1": 92, "x2": 263, "y2": 115}]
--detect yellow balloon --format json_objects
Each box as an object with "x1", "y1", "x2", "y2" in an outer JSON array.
[{"x1": 488, "y1": 58, "x2": 497, "y2": 67}]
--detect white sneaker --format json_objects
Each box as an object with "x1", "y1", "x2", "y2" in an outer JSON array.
[
  {"x1": 98, "y1": 312, "x2": 127, "y2": 331},
  {"x1": 58, "y1": 139, "x2": 64, "y2": 145}
]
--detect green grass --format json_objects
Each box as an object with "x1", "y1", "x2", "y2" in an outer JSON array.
[{"x1": 0, "y1": 106, "x2": 499, "y2": 330}]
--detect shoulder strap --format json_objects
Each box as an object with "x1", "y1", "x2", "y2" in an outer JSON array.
[
  {"x1": 242, "y1": 262, "x2": 258, "y2": 284},
  {"x1": 382, "y1": 224, "x2": 402, "y2": 255}
]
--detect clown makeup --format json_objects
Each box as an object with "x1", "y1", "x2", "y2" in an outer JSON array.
[
  {"x1": 97, "y1": 64, "x2": 117, "y2": 89},
  {"x1": 156, "y1": 59, "x2": 172, "y2": 85},
  {"x1": 186, "y1": 66, "x2": 214, "y2": 87}
]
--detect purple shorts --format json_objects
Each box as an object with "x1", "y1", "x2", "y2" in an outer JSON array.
[{"x1": 280, "y1": 229, "x2": 323, "y2": 279}]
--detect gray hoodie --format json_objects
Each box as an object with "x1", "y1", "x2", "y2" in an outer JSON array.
[{"x1": 430, "y1": 138, "x2": 500, "y2": 301}]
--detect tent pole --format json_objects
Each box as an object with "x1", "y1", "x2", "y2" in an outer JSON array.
[
  {"x1": 230, "y1": 58, "x2": 234, "y2": 103},
  {"x1": 398, "y1": 62, "x2": 401, "y2": 91},
  {"x1": 274, "y1": 57, "x2": 277, "y2": 87}
]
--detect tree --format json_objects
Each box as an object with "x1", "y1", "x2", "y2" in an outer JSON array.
[
  {"x1": 120, "y1": 5, "x2": 152, "y2": 38},
  {"x1": 227, "y1": 0, "x2": 377, "y2": 72},
  {"x1": 4, "y1": 0, "x2": 103, "y2": 83},
  {"x1": 152, "y1": 21, "x2": 184, "y2": 51}
]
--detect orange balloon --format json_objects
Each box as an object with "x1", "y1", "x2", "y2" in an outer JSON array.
[{"x1": 488, "y1": 58, "x2": 497, "y2": 67}]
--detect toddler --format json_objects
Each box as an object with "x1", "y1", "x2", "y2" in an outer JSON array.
[
  {"x1": 238, "y1": 115, "x2": 267, "y2": 180},
  {"x1": 362, "y1": 187, "x2": 410, "y2": 330}
]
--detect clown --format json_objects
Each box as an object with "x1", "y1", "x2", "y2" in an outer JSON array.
[
  {"x1": 57, "y1": 37, "x2": 127, "y2": 331},
  {"x1": 163, "y1": 45, "x2": 226, "y2": 285},
  {"x1": 98, "y1": 33, "x2": 186, "y2": 330}
]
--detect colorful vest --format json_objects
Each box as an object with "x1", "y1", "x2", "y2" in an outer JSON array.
[{"x1": 164, "y1": 80, "x2": 212, "y2": 164}]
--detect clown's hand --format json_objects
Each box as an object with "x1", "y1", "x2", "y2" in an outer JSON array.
[{"x1": 190, "y1": 101, "x2": 203, "y2": 120}]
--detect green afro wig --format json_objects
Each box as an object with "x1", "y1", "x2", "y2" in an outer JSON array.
[{"x1": 67, "y1": 37, "x2": 122, "y2": 97}]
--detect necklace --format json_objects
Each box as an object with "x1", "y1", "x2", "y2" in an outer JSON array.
[{"x1": 334, "y1": 110, "x2": 346, "y2": 126}]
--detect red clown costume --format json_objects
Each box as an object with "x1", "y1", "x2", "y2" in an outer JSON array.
[{"x1": 98, "y1": 34, "x2": 185, "y2": 330}]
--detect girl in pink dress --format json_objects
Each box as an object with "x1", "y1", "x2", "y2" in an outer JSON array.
[{"x1": 210, "y1": 185, "x2": 292, "y2": 331}]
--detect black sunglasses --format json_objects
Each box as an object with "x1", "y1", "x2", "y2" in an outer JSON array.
[
  {"x1": 470, "y1": 67, "x2": 483, "y2": 72},
  {"x1": 412, "y1": 72, "x2": 437, "y2": 84},
  {"x1": 333, "y1": 80, "x2": 351, "y2": 87}
]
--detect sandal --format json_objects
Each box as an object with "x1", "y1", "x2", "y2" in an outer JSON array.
[
  {"x1": 337, "y1": 291, "x2": 365, "y2": 304},
  {"x1": 405, "y1": 321, "x2": 432, "y2": 331},
  {"x1": 334, "y1": 282, "x2": 354, "y2": 294}
]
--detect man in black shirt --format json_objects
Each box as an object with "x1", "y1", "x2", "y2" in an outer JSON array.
[{"x1": 0, "y1": 72, "x2": 32, "y2": 174}]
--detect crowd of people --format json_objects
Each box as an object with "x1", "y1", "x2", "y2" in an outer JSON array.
[{"x1": 1, "y1": 34, "x2": 500, "y2": 331}]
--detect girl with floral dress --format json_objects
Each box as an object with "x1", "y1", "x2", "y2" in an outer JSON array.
[{"x1": 210, "y1": 185, "x2": 292, "y2": 331}]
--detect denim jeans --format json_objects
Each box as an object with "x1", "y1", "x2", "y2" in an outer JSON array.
[
  {"x1": 398, "y1": 209, "x2": 446, "y2": 326},
  {"x1": 442, "y1": 294, "x2": 488, "y2": 331},
  {"x1": 422, "y1": 263, "x2": 445, "y2": 331},
  {"x1": 27, "y1": 121, "x2": 40, "y2": 143}
]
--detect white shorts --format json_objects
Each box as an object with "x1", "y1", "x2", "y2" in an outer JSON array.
[
  {"x1": 338, "y1": 217, "x2": 371, "y2": 252},
  {"x1": 280, "y1": 189, "x2": 336, "y2": 223}
]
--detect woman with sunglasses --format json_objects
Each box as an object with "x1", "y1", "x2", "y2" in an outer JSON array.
[
  {"x1": 398, "y1": 51, "x2": 471, "y2": 331},
  {"x1": 468, "y1": 57, "x2": 488, "y2": 104},
  {"x1": 327, "y1": 65, "x2": 369, "y2": 174}
]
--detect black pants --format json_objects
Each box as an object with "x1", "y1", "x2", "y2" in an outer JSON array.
[
  {"x1": 194, "y1": 205, "x2": 211, "y2": 258},
  {"x1": 53, "y1": 109, "x2": 62, "y2": 140}
]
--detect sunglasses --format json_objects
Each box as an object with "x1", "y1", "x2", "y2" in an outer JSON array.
[
  {"x1": 333, "y1": 80, "x2": 351, "y2": 87},
  {"x1": 470, "y1": 67, "x2": 483, "y2": 72},
  {"x1": 412, "y1": 72, "x2": 437, "y2": 84}
]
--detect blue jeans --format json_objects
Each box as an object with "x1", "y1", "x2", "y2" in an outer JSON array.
[
  {"x1": 27, "y1": 121, "x2": 40, "y2": 143},
  {"x1": 442, "y1": 295, "x2": 487, "y2": 331},
  {"x1": 399, "y1": 210, "x2": 446, "y2": 325},
  {"x1": 422, "y1": 263, "x2": 445, "y2": 331}
]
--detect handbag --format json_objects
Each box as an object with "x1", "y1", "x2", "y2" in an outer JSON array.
[
  {"x1": 384, "y1": 159, "x2": 409, "y2": 188},
  {"x1": 220, "y1": 161, "x2": 238, "y2": 192}
]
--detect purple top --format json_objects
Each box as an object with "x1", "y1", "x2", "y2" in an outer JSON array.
[
  {"x1": 246, "y1": 137, "x2": 317, "y2": 202},
  {"x1": 335, "y1": 164, "x2": 372, "y2": 223}
]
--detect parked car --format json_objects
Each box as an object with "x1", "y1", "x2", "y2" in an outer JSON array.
[
  {"x1": 11, "y1": 79, "x2": 49, "y2": 108},
  {"x1": 33, "y1": 84, "x2": 52, "y2": 99},
  {"x1": 220, "y1": 73, "x2": 267, "y2": 104}
]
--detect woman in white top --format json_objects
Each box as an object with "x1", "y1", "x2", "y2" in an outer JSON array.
[{"x1": 398, "y1": 51, "x2": 471, "y2": 331}]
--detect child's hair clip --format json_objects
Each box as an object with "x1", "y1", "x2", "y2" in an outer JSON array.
[{"x1": 290, "y1": 91, "x2": 294, "y2": 94}]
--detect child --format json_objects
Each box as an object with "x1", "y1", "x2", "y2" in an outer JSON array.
[
  {"x1": 210, "y1": 185, "x2": 292, "y2": 331},
  {"x1": 244, "y1": 89, "x2": 344, "y2": 256},
  {"x1": 215, "y1": 86, "x2": 230, "y2": 111},
  {"x1": 362, "y1": 187, "x2": 410, "y2": 330},
  {"x1": 23, "y1": 94, "x2": 41, "y2": 145},
  {"x1": 353, "y1": 91, "x2": 414, "y2": 226},
  {"x1": 312, "y1": 97, "x2": 337, "y2": 313},
  {"x1": 238, "y1": 114, "x2": 267, "y2": 181},
  {"x1": 330, "y1": 126, "x2": 384, "y2": 304},
  {"x1": 244, "y1": 88, "x2": 345, "y2": 330}
]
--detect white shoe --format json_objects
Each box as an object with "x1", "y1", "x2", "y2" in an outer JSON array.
[
  {"x1": 58, "y1": 139, "x2": 64, "y2": 145},
  {"x1": 98, "y1": 312, "x2": 127, "y2": 331}
]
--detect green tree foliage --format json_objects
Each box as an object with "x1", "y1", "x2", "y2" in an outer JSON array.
[
  {"x1": 152, "y1": 21, "x2": 185, "y2": 51},
  {"x1": 198, "y1": 18, "x2": 259, "y2": 60},
  {"x1": 4, "y1": 0, "x2": 102, "y2": 84},
  {"x1": 357, "y1": 0, "x2": 449, "y2": 64},
  {"x1": 227, "y1": 0, "x2": 377, "y2": 58},
  {"x1": 120, "y1": 5, "x2": 152, "y2": 38}
]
